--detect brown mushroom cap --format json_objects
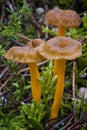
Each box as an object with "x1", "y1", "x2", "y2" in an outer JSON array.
[
  {"x1": 39, "y1": 36, "x2": 82, "y2": 60},
  {"x1": 5, "y1": 39, "x2": 45, "y2": 63},
  {"x1": 45, "y1": 8, "x2": 81, "y2": 28}
]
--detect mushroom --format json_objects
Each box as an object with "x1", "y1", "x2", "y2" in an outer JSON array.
[
  {"x1": 45, "y1": 8, "x2": 82, "y2": 75},
  {"x1": 45, "y1": 8, "x2": 81, "y2": 36},
  {"x1": 38, "y1": 36, "x2": 82, "y2": 120},
  {"x1": 5, "y1": 39, "x2": 45, "y2": 102}
]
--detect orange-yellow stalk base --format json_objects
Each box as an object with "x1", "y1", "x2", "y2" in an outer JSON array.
[
  {"x1": 50, "y1": 59, "x2": 66, "y2": 120},
  {"x1": 29, "y1": 62, "x2": 41, "y2": 102},
  {"x1": 50, "y1": 26, "x2": 66, "y2": 122}
]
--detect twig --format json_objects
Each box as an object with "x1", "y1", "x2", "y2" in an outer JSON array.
[
  {"x1": 18, "y1": 34, "x2": 31, "y2": 43},
  {"x1": 83, "y1": 123, "x2": 87, "y2": 127},
  {"x1": 79, "y1": 10, "x2": 87, "y2": 16},
  {"x1": 72, "y1": 61, "x2": 76, "y2": 122},
  {"x1": 62, "y1": 113, "x2": 76, "y2": 130},
  {"x1": 0, "y1": 3, "x2": 5, "y2": 22},
  {"x1": 6, "y1": 0, "x2": 14, "y2": 11},
  {"x1": 67, "y1": 120, "x2": 80, "y2": 130},
  {"x1": 0, "y1": 90, "x2": 7, "y2": 97},
  {"x1": 0, "y1": 76, "x2": 12, "y2": 90},
  {"x1": 0, "y1": 67, "x2": 8, "y2": 79},
  {"x1": 72, "y1": 61, "x2": 76, "y2": 99},
  {"x1": 45, "y1": 25, "x2": 49, "y2": 40},
  {"x1": 10, "y1": 39, "x2": 24, "y2": 46},
  {"x1": 50, "y1": 114, "x2": 73, "y2": 130}
]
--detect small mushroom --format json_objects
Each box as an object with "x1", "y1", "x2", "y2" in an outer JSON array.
[
  {"x1": 5, "y1": 39, "x2": 45, "y2": 102},
  {"x1": 45, "y1": 8, "x2": 81, "y2": 36},
  {"x1": 45, "y1": 8, "x2": 82, "y2": 75},
  {"x1": 39, "y1": 36, "x2": 82, "y2": 120}
]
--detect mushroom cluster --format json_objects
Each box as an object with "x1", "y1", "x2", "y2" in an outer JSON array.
[
  {"x1": 45, "y1": 8, "x2": 81, "y2": 36},
  {"x1": 5, "y1": 8, "x2": 82, "y2": 123}
]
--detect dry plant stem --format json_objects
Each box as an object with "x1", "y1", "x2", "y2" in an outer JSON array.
[
  {"x1": 72, "y1": 61, "x2": 76, "y2": 99},
  {"x1": 53, "y1": 26, "x2": 66, "y2": 76},
  {"x1": 50, "y1": 59, "x2": 66, "y2": 120},
  {"x1": 72, "y1": 61, "x2": 76, "y2": 122},
  {"x1": 28, "y1": 62, "x2": 41, "y2": 102}
]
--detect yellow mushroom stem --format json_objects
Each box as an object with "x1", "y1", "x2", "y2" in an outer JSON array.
[
  {"x1": 53, "y1": 26, "x2": 66, "y2": 76},
  {"x1": 28, "y1": 62, "x2": 41, "y2": 102},
  {"x1": 50, "y1": 59, "x2": 66, "y2": 120},
  {"x1": 58, "y1": 26, "x2": 66, "y2": 36}
]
